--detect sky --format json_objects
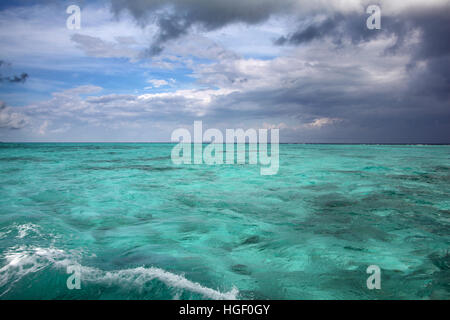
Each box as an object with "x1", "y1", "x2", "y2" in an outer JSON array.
[{"x1": 0, "y1": 0, "x2": 449, "y2": 143}]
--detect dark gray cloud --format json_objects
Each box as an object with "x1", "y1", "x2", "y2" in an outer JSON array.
[
  {"x1": 3, "y1": 1, "x2": 448, "y2": 143},
  {"x1": 0, "y1": 72, "x2": 28, "y2": 83},
  {"x1": 270, "y1": 4, "x2": 450, "y2": 135},
  {"x1": 275, "y1": 13, "x2": 392, "y2": 47},
  {"x1": 110, "y1": 0, "x2": 297, "y2": 55},
  {"x1": 201, "y1": 76, "x2": 449, "y2": 143},
  {"x1": 0, "y1": 60, "x2": 29, "y2": 83},
  {"x1": 276, "y1": 6, "x2": 450, "y2": 62}
]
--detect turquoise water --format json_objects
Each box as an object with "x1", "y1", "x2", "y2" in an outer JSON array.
[{"x1": 0, "y1": 143, "x2": 449, "y2": 300}]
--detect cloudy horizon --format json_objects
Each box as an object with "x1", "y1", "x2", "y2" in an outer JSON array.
[{"x1": 0, "y1": 0, "x2": 449, "y2": 143}]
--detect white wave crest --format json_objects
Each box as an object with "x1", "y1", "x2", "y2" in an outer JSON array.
[
  {"x1": 16, "y1": 223, "x2": 41, "y2": 239},
  {"x1": 0, "y1": 246, "x2": 238, "y2": 300}
]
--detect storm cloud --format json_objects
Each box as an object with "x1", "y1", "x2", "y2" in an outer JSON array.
[
  {"x1": 0, "y1": 72, "x2": 28, "y2": 83},
  {"x1": 0, "y1": 60, "x2": 28, "y2": 83},
  {"x1": 275, "y1": 6, "x2": 450, "y2": 60},
  {"x1": 110, "y1": 0, "x2": 298, "y2": 55},
  {"x1": 0, "y1": 0, "x2": 449, "y2": 142}
]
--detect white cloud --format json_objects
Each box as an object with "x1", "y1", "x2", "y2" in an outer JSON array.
[
  {"x1": 146, "y1": 79, "x2": 169, "y2": 88},
  {"x1": 12, "y1": 29, "x2": 411, "y2": 137},
  {"x1": 71, "y1": 34, "x2": 140, "y2": 60},
  {"x1": 306, "y1": 117, "x2": 342, "y2": 128},
  {"x1": 38, "y1": 120, "x2": 49, "y2": 135},
  {"x1": 0, "y1": 101, "x2": 29, "y2": 129},
  {"x1": 1, "y1": 0, "x2": 448, "y2": 143},
  {"x1": 0, "y1": 3, "x2": 150, "y2": 70},
  {"x1": 138, "y1": 88, "x2": 237, "y2": 116}
]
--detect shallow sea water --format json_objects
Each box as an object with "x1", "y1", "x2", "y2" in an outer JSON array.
[{"x1": 0, "y1": 143, "x2": 449, "y2": 299}]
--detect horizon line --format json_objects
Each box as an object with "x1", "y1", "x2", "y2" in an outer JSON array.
[{"x1": 1, "y1": 141, "x2": 449, "y2": 145}]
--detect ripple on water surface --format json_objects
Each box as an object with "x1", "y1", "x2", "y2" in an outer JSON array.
[{"x1": 0, "y1": 143, "x2": 449, "y2": 299}]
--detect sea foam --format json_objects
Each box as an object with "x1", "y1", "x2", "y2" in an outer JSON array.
[{"x1": 0, "y1": 246, "x2": 239, "y2": 300}]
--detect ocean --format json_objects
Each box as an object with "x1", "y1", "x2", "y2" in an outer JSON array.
[{"x1": 0, "y1": 143, "x2": 448, "y2": 299}]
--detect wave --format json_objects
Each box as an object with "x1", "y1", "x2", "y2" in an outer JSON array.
[
  {"x1": 0, "y1": 246, "x2": 238, "y2": 300},
  {"x1": 15, "y1": 223, "x2": 41, "y2": 239}
]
